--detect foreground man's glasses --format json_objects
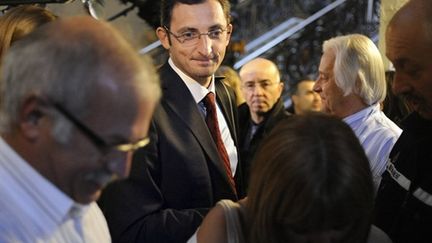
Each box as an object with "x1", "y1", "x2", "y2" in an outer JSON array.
[{"x1": 47, "y1": 100, "x2": 149, "y2": 154}]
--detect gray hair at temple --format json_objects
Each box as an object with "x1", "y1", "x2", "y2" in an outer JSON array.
[
  {"x1": 323, "y1": 34, "x2": 386, "y2": 105},
  {"x1": 0, "y1": 17, "x2": 160, "y2": 142}
]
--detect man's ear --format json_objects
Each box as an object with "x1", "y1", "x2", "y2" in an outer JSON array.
[
  {"x1": 291, "y1": 94, "x2": 298, "y2": 105},
  {"x1": 278, "y1": 82, "x2": 285, "y2": 96},
  {"x1": 19, "y1": 96, "x2": 45, "y2": 140},
  {"x1": 156, "y1": 27, "x2": 171, "y2": 50},
  {"x1": 225, "y1": 23, "x2": 233, "y2": 47}
]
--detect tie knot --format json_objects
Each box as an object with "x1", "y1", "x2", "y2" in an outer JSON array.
[{"x1": 203, "y1": 92, "x2": 216, "y2": 108}]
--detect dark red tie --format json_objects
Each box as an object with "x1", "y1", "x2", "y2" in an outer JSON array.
[{"x1": 203, "y1": 92, "x2": 237, "y2": 195}]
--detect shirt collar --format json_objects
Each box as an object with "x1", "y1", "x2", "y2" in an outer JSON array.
[
  {"x1": 343, "y1": 103, "x2": 380, "y2": 124},
  {"x1": 0, "y1": 136, "x2": 86, "y2": 225},
  {"x1": 168, "y1": 58, "x2": 216, "y2": 104}
]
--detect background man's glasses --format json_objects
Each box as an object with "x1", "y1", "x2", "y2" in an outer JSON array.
[
  {"x1": 164, "y1": 25, "x2": 229, "y2": 46},
  {"x1": 46, "y1": 100, "x2": 149, "y2": 154}
]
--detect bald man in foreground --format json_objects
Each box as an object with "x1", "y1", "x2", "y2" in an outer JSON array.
[
  {"x1": 238, "y1": 58, "x2": 290, "y2": 190},
  {"x1": 0, "y1": 16, "x2": 159, "y2": 242},
  {"x1": 373, "y1": 1, "x2": 432, "y2": 242}
]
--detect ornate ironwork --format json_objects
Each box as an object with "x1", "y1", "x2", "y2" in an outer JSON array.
[{"x1": 226, "y1": 0, "x2": 380, "y2": 98}]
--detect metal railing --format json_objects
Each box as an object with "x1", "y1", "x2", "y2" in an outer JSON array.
[{"x1": 233, "y1": 0, "x2": 347, "y2": 69}]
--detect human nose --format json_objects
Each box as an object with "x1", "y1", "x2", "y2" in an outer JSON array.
[
  {"x1": 197, "y1": 34, "x2": 212, "y2": 55},
  {"x1": 252, "y1": 84, "x2": 265, "y2": 95},
  {"x1": 391, "y1": 71, "x2": 411, "y2": 96},
  {"x1": 313, "y1": 80, "x2": 322, "y2": 93}
]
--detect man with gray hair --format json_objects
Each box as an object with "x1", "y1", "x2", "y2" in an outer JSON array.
[
  {"x1": 313, "y1": 34, "x2": 402, "y2": 190},
  {"x1": 0, "y1": 16, "x2": 159, "y2": 242}
]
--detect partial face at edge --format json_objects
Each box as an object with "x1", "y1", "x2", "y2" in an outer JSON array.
[
  {"x1": 386, "y1": 19, "x2": 432, "y2": 120},
  {"x1": 292, "y1": 81, "x2": 322, "y2": 114}
]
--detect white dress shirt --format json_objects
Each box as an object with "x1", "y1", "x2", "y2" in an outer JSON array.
[
  {"x1": 168, "y1": 58, "x2": 238, "y2": 175},
  {"x1": 0, "y1": 137, "x2": 111, "y2": 243},
  {"x1": 343, "y1": 104, "x2": 402, "y2": 190}
]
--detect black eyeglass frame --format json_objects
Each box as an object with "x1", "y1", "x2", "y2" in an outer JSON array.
[
  {"x1": 163, "y1": 25, "x2": 229, "y2": 45},
  {"x1": 48, "y1": 101, "x2": 149, "y2": 154}
]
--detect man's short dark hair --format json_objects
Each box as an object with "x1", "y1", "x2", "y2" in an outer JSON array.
[
  {"x1": 291, "y1": 76, "x2": 315, "y2": 96},
  {"x1": 160, "y1": 0, "x2": 231, "y2": 28}
]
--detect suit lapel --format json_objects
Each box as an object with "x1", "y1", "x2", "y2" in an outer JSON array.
[
  {"x1": 159, "y1": 64, "x2": 234, "y2": 191},
  {"x1": 215, "y1": 79, "x2": 237, "y2": 143}
]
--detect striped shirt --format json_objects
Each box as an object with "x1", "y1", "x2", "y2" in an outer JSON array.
[
  {"x1": 0, "y1": 137, "x2": 111, "y2": 243},
  {"x1": 343, "y1": 104, "x2": 402, "y2": 190}
]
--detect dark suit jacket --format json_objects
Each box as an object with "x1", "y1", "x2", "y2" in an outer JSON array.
[
  {"x1": 98, "y1": 63, "x2": 243, "y2": 243},
  {"x1": 238, "y1": 98, "x2": 290, "y2": 190},
  {"x1": 374, "y1": 112, "x2": 432, "y2": 243}
]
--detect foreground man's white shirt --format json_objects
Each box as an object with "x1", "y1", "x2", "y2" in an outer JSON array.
[{"x1": 0, "y1": 137, "x2": 111, "y2": 243}]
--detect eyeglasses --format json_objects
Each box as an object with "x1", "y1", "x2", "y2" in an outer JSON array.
[
  {"x1": 49, "y1": 101, "x2": 150, "y2": 154},
  {"x1": 242, "y1": 81, "x2": 280, "y2": 91},
  {"x1": 164, "y1": 25, "x2": 229, "y2": 46}
]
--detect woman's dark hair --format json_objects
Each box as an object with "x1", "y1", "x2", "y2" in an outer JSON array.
[{"x1": 246, "y1": 113, "x2": 374, "y2": 243}]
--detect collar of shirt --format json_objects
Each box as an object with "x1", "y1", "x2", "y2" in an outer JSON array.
[
  {"x1": 0, "y1": 137, "x2": 87, "y2": 228},
  {"x1": 343, "y1": 103, "x2": 380, "y2": 125},
  {"x1": 168, "y1": 58, "x2": 216, "y2": 104}
]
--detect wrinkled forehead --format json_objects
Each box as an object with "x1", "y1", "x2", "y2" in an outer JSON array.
[
  {"x1": 319, "y1": 49, "x2": 336, "y2": 71},
  {"x1": 240, "y1": 69, "x2": 278, "y2": 83}
]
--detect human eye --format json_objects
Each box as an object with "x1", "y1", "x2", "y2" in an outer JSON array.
[
  {"x1": 404, "y1": 64, "x2": 422, "y2": 79},
  {"x1": 262, "y1": 81, "x2": 272, "y2": 87},
  {"x1": 318, "y1": 73, "x2": 328, "y2": 82},
  {"x1": 180, "y1": 31, "x2": 198, "y2": 41},
  {"x1": 208, "y1": 29, "x2": 224, "y2": 39},
  {"x1": 244, "y1": 82, "x2": 255, "y2": 89},
  {"x1": 393, "y1": 59, "x2": 422, "y2": 80}
]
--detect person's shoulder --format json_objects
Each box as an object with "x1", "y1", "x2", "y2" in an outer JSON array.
[
  {"x1": 238, "y1": 102, "x2": 248, "y2": 112},
  {"x1": 267, "y1": 101, "x2": 291, "y2": 125},
  {"x1": 196, "y1": 201, "x2": 229, "y2": 243},
  {"x1": 362, "y1": 108, "x2": 402, "y2": 140},
  {"x1": 367, "y1": 225, "x2": 393, "y2": 243},
  {"x1": 0, "y1": 205, "x2": 34, "y2": 242},
  {"x1": 374, "y1": 110, "x2": 402, "y2": 133},
  {"x1": 157, "y1": 62, "x2": 177, "y2": 82},
  {"x1": 238, "y1": 102, "x2": 250, "y2": 119}
]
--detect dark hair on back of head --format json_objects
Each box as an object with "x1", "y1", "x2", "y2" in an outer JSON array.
[
  {"x1": 246, "y1": 113, "x2": 374, "y2": 243},
  {"x1": 160, "y1": 0, "x2": 231, "y2": 28}
]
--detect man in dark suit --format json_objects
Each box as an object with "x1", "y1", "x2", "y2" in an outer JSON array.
[
  {"x1": 98, "y1": 0, "x2": 243, "y2": 242},
  {"x1": 238, "y1": 58, "x2": 290, "y2": 190}
]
